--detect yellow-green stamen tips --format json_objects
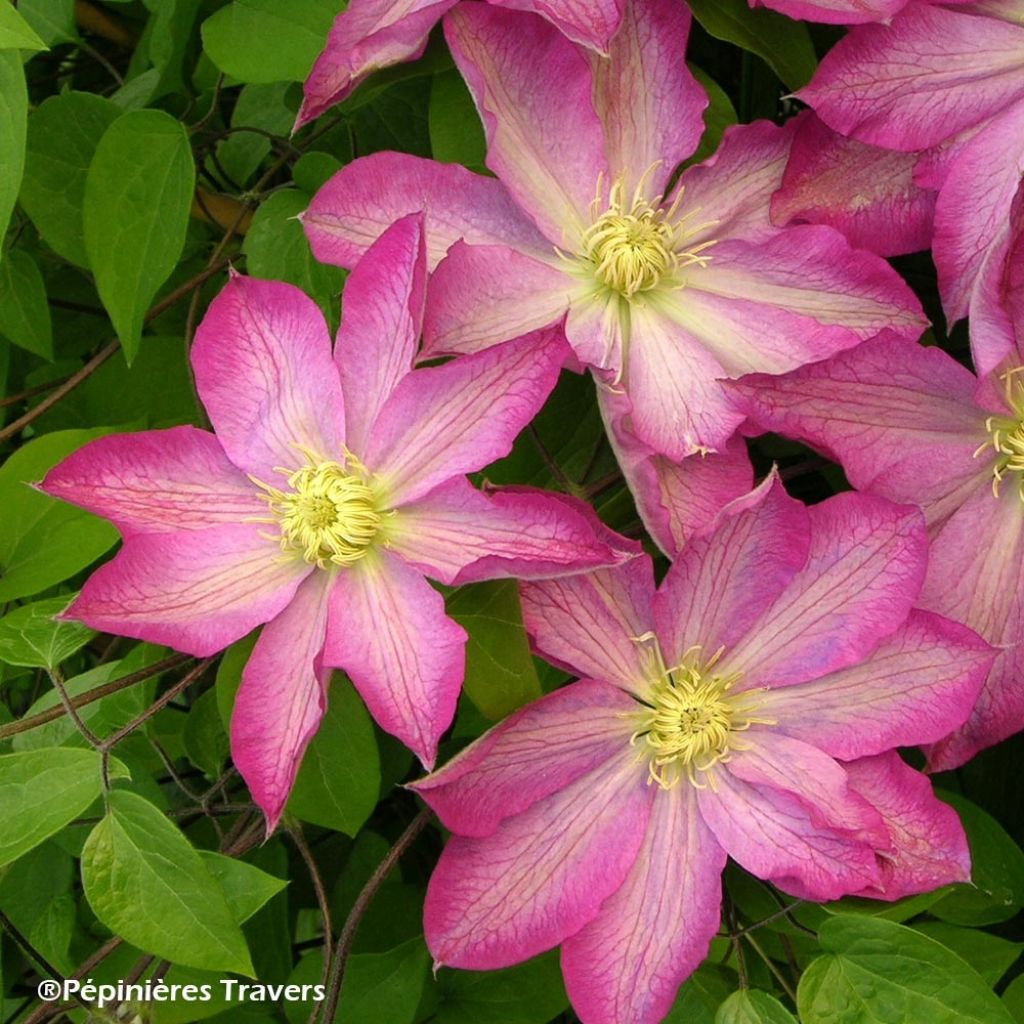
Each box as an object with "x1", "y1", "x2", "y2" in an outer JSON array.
[
  {"x1": 251, "y1": 449, "x2": 382, "y2": 567},
  {"x1": 977, "y1": 367, "x2": 1024, "y2": 502},
  {"x1": 630, "y1": 645, "x2": 773, "y2": 790}
]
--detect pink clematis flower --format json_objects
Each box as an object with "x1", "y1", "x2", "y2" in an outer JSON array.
[
  {"x1": 40, "y1": 215, "x2": 629, "y2": 829},
  {"x1": 798, "y1": 0, "x2": 1024, "y2": 333},
  {"x1": 733, "y1": 330, "x2": 1024, "y2": 770},
  {"x1": 302, "y1": 0, "x2": 924, "y2": 462},
  {"x1": 411, "y1": 478, "x2": 990, "y2": 1024},
  {"x1": 750, "y1": 0, "x2": 912, "y2": 24},
  {"x1": 297, "y1": 0, "x2": 624, "y2": 128}
]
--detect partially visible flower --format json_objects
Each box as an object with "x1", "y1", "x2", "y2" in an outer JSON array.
[
  {"x1": 798, "y1": 0, "x2": 1024, "y2": 337},
  {"x1": 40, "y1": 215, "x2": 630, "y2": 829},
  {"x1": 303, "y1": 0, "x2": 924, "y2": 462},
  {"x1": 750, "y1": 0, "x2": 910, "y2": 24},
  {"x1": 412, "y1": 478, "x2": 989, "y2": 1024},
  {"x1": 734, "y1": 332, "x2": 1024, "y2": 769},
  {"x1": 297, "y1": 0, "x2": 625, "y2": 128}
]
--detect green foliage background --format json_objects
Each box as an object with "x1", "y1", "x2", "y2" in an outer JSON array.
[{"x1": 0, "y1": 2, "x2": 1022, "y2": 1023}]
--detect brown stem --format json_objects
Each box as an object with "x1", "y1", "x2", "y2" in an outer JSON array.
[{"x1": 289, "y1": 826, "x2": 334, "y2": 987}]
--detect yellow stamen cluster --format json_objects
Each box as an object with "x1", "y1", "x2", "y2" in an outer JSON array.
[
  {"x1": 576, "y1": 165, "x2": 717, "y2": 300},
  {"x1": 630, "y1": 645, "x2": 773, "y2": 790},
  {"x1": 251, "y1": 448, "x2": 383, "y2": 568},
  {"x1": 977, "y1": 367, "x2": 1024, "y2": 502}
]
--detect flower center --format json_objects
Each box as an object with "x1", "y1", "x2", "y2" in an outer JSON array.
[
  {"x1": 252, "y1": 451, "x2": 382, "y2": 568},
  {"x1": 630, "y1": 645, "x2": 771, "y2": 789},
  {"x1": 978, "y1": 368, "x2": 1024, "y2": 502},
  {"x1": 574, "y1": 165, "x2": 717, "y2": 300}
]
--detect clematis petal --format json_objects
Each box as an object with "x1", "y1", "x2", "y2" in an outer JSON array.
[
  {"x1": 561, "y1": 786, "x2": 725, "y2": 1024},
  {"x1": 751, "y1": 0, "x2": 907, "y2": 25},
  {"x1": 424, "y1": 752, "x2": 654, "y2": 969},
  {"x1": 303, "y1": 152, "x2": 551, "y2": 271},
  {"x1": 39, "y1": 426, "x2": 264, "y2": 537},
  {"x1": 230, "y1": 572, "x2": 333, "y2": 832},
  {"x1": 598, "y1": 386, "x2": 753, "y2": 558},
  {"x1": 411, "y1": 678, "x2": 636, "y2": 837},
  {"x1": 761, "y1": 610, "x2": 993, "y2": 760},
  {"x1": 697, "y1": 768, "x2": 881, "y2": 901},
  {"x1": 422, "y1": 241, "x2": 573, "y2": 357},
  {"x1": 771, "y1": 112, "x2": 936, "y2": 258},
  {"x1": 732, "y1": 334, "x2": 987, "y2": 528},
  {"x1": 366, "y1": 327, "x2": 566, "y2": 505},
  {"x1": 444, "y1": 3, "x2": 609, "y2": 241},
  {"x1": 497, "y1": 0, "x2": 623, "y2": 53},
  {"x1": 386, "y1": 477, "x2": 634, "y2": 585},
  {"x1": 845, "y1": 752, "x2": 971, "y2": 900},
  {"x1": 589, "y1": 0, "x2": 706, "y2": 186},
  {"x1": 64, "y1": 525, "x2": 308, "y2": 656},
  {"x1": 335, "y1": 213, "x2": 426, "y2": 457},
  {"x1": 797, "y1": 5, "x2": 1024, "y2": 151},
  {"x1": 724, "y1": 493, "x2": 927, "y2": 689},
  {"x1": 520, "y1": 556, "x2": 657, "y2": 693},
  {"x1": 622, "y1": 299, "x2": 744, "y2": 459},
  {"x1": 297, "y1": 0, "x2": 457, "y2": 128},
  {"x1": 191, "y1": 274, "x2": 346, "y2": 481},
  {"x1": 323, "y1": 550, "x2": 466, "y2": 768},
  {"x1": 653, "y1": 475, "x2": 810, "y2": 667}
]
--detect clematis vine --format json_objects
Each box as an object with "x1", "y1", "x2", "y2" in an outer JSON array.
[
  {"x1": 302, "y1": 0, "x2": 924, "y2": 462},
  {"x1": 40, "y1": 215, "x2": 628, "y2": 829},
  {"x1": 411, "y1": 478, "x2": 991, "y2": 1024},
  {"x1": 798, "y1": 0, "x2": 1024, "y2": 342},
  {"x1": 734, "y1": 329, "x2": 1024, "y2": 769},
  {"x1": 297, "y1": 0, "x2": 624, "y2": 128}
]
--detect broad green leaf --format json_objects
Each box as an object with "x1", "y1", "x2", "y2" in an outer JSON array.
[
  {"x1": 0, "y1": 249, "x2": 52, "y2": 358},
  {"x1": 198, "y1": 851, "x2": 288, "y2": 924},
  {"x1": 201, "y1": 0, "x2": 345, "y2": 84},
  {"x1": 448, "y1": 580, "x2": 542, "y2": 721},
  {"x1": 438, "y1": 951, "x2": 568, "y2": 1024},
  {"x1": 215, "y1": 631, "x2": 258, "y2": 728},
  {"x1": 716, "y1": 990, "x2": 798, "y2": 1024},
  {"x1": 0, "y1": 428, "x2": 119, "y2": 602},
  {"x1": 0, "y1": 51, "x2": 27, "y2": 247},
  {"x1": 16, "y1": 0, "x2": 78, "y2": 47},
  {"x1": 83, "y1": 110, "x2": 195, "y2": 363},
  {"x1": 0, "y1": 748, "x2": 122, "y2": 867},
  {"x1": 797, "y1": 915, "x2": 1015, "y2": 1024},
  {"x1": 0, "y1": 843, "x2": 74, "y2": 972},
  {"x1": 429, "y1": 69, "x2": 485, "y2": 168},
  {"x1": 0, "y1": 3, "x2": 46, "y2": 50},
  {"x1": 217, "y1": 81, "x2": 295, "y2": 187},
  {"x1": 81, "y1": 790, "x2": 255, "y2": 975},
  {"x1": 823, "y1": 888, "x2": 950, "y2": 924},
  {"x1": 932, "y1": 793, "x2": 1024, "y2": 925},
  {"x1": 1004, "y1": 974, "x2": 1024, "y2": 1023},
  {"x1": 20, "y1": 91, "x2": 121, "y2": 267},
  {"x1": 665, "y1": 965, "x2": 736, "y2": 1023},
  {"x1": 686, "y1": 0, "x2": 817, "y2": 90},
  {"x1": 183, "y1": 687, "x2": 230, "y2": 779},
  {"x1": 690, "y1": 65, "x2": 738, "y2": 165},
  {"x1": 913, "y1": 922, "x2": 1021, "y2": 986},
  {"x1": 0, "y1": 596, "x2": 95, "y2": 669}
]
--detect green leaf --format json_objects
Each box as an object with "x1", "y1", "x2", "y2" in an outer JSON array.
[
  {"x1": 0, "y1": 596, "x2": 95, "y2": 669},
  {"x1": 0, "y1": 249, "x2": 52, "y2": 358},
  {"x1": 202, "y1": 0, "x2": 345, "y2": 84},
  {"x1": 797, "y1": 915, "x2": 1015, "y2": 1024},
  {"x1": 20, "y1": 91, "x2": 121, "y2": 267},
  {"x1": 447, "y1": 580, "x2": 542, "y2": 721},
  {"x1": 183, "y1": 687, "x2": 230, "y2": 779},
  {"x1": 83, "y1": 110, "x2": 195, "y2": 363},
  {"x1": 932, "y1": 793, "x2": 1024, "y2": 925},
  {"x1": 286, "y1": 676, "x2": 380, "y2": 836},
  {"x1": 0, "y1": 748, "x2": 120, "y2": 867},
  {"x1": 429, "y1": 70, "x2": 485, "y2": 168},
  {"x1": 716, "y1": 991, "x2": 797, "y2": 1024},
  {"x1": 0, "y1": 428, "x2": 119, "y2": 603},
  {"x1": 1004, "y1": 974, "x2": 1024, "y2": 1023},
  {"x1": 913, "y1": 922, "x2": 1021, "y2": 987},
  {"x1": 16, "y1": 0, "x2": 78, "y2": 47},
  {"x1": 689, "y1": 65, "x2": 738, "y2": 166},
  {"x1": 81, "y1": 790, "x2": 255, "y2": 975},
  {"x1": 665, "y1": 965, "x2": 736, "y2": 1023},
  {"x1": 686, "y1": 0, "x2": 817, "y2": 90},
  {"x1": 438, "y1": 951, "x2": 568, "y2": 1024},
  {"x1": 198, "y1": 851, "x2": 288, "y2": 924},
  {"x1": 216, "y1": 81, "x2": 295, "y2": 186},
  {"x1": 0, "y1": 50, "x2": 27, "y2": 246},
  {"x1": 0, "y1": 3, "x2": 47, "y2": 50}
]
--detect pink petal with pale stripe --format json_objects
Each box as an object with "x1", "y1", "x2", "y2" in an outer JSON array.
[
  {"x1": 231, "y1": 572, "x2": 333, "y2": 832},
  {"x1": 751, "y1": 0, "x2": 907, "y2": 24},
  {"x1": 497, "y1": 0, "x2": 623, "y2": 53},
  {"x1": 191, "y1": 274, "x2": 346, "y2": 481},
  {"x1": 561, "y1": 786, "x2": 725, "y2": 1024},
  {"x1": 411, "y1": 678, "x2": 636, "y2": 837},
  {"x1": 424, "y1": 752, "x2": 654, "y2": 969},
  {"x1": 323, "y1": 551, "x2": 466, "y2": 768}
]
